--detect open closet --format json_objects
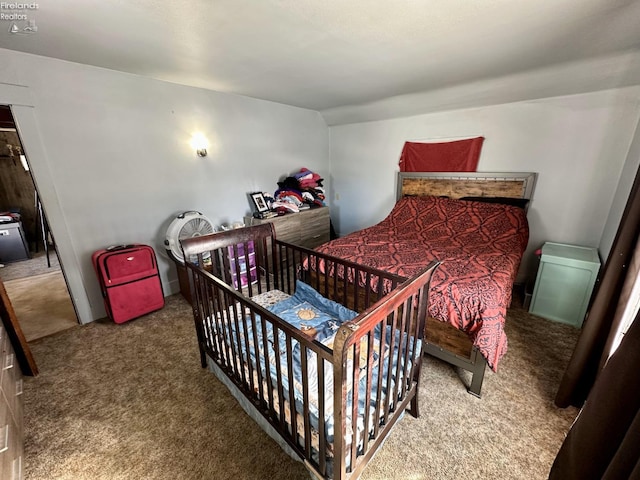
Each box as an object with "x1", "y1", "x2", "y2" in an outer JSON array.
[{"x1": 0, "y1": 105, "x2": 78, "y2": 342}]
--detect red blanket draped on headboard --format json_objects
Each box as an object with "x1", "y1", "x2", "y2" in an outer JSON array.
[{"x1": 398, "y1": 136, "x2": 484, "y2": 172}]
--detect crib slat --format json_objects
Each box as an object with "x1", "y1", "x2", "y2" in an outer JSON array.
[
  {"x1": 220, "y1": 247, "x2": 232, "y2": 288},
  {"x1": 248, "y1": 309, "x2": 265, "y2": 405},
  {"x1": 351, "y1": 267, "x2": 359, "y2": 311},
  {"x1": 275, "y1": 243, "x2": 283, "y2": 292},
  {"x1": 297, "y1": 251, "x2": 307, "y2": 289},
  {"x1": 364, "y1": 272, "x2": 372, "y2": 310},
  {"x1": 267, "y1": 235, "x2": 277, "y2": 291},
  {"x1": 212, "y1": 285, "x2": 231, "y2": 368},
  {"x1": 342, "y1": 267, "x2": 349, "y2": 308},
  {"x1": 322, "y1": 259, "x2": 330, "y2": 298},
  {"x1": 227, "y1": 296, "x2": 245, "y2": 378},
  {"x1": 242, "y1": 242, "x2": 255, "y2": 297},
  {"x1": 284, "y1": 245, "x2": 293, "y2": 294},
  {"x1": 209, "y1": 281, "x2": 225, "y2": 361},
  {"x1": 334, "y1": 346, "x2": 348, "y2": 479},
  {"x1": 192, "y1": 274, "x2": 207, "y2": 347},
  {"x1": 257, "y1": 234, "x2": 269, "y2": 292},
  {"x1": 400, "y1": 297, "x2": 415, "y2": 399},
  {"x1": 312, "y1": 256, "x2": 316, "y2": 287},
  {"x1": 217, "y1": 288, "x2": 232, "y2": 367},
  {"x1": 300, "y1": 344, "x2": 312, "y2": 460},
  {"x1": 224, "y1": 291, "x2": 241, "y2": 376},
  {"x1": 286, "y1": 335, "x2": 298, "y2": 441},
  {"x1": 392, "y1": 300, "x2": 409, "y2": 406},
  {"x1": 205, "y1": 281, "x2": 221, "y2": 361},
  {"x1": 272, "y1": 326, "x2": 287, "y2": 430},
  {"x1": 392, "y1": 303, "x2": 407, "y2": 404},
  {"x1": 214, "y1": 284, "x2": 231, "y2": 368},
  {"x1": 253, "y1": 238, "x2": 264, "y2": 295},
  {"x1": 239, "y1": 301, "x2": 255, "y2": 394},
  {"x1": 410, "y1": 283, "x2": 431, "y2": 417},
  {"x1": 230, "y1": 300, "x2": 248, "y2": 384},
  {"x1": 259, "y1": 310, "x2": 275, "y2": 414},
  {"x1": 289, "y1": 248, "x2": 301, "y2": 293},
  {"x1": 383, "y1": 309, "x2": 399, "y2": 421},
  {"x1": 350, "y1": 341, "x2": 360, "y2": 471},
  {"x1": 279, "y1": 243, "x2": 287, "y2": 293},
  {"x1": 201, "y1": 280, "x2": 216, "y2": 358},
  {"x1": 362, "y1": 329, "x2": 375, "y2": 454},
  {"x1": 230, "y1": 244, "x2": 243, "y2": 294},
  {"x1": 317, "y1": 355, "x2": 327, "y2": 477},
  {"x1": 372, "y1": 313, "x2": 388, "y2": 439},
  {"x1": 189, "y1": 274, "x2": 207, "y2": 365}
]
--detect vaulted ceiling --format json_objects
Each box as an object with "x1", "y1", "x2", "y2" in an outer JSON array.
[{"x1": 1, "y1": 0, "x2": 639, "y2": 123}]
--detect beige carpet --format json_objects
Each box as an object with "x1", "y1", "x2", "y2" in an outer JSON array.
[
  {"x1": 24, "y1": 294, "x2": 580, "y2": 480},
  {"x1": 0, "y1": 249, "x2": 61, "y2": 282},
  {"x1": 4, "y1": 270, "x2": 77, "y2": 341}
]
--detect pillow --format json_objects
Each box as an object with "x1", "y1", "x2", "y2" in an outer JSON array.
[{"x1": 460, "y1": 196, "x2": 530, "y2": 209}]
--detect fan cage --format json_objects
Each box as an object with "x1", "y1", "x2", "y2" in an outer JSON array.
[{"x1": 165, "y1": 211, "x2": 215, "y2": 264}]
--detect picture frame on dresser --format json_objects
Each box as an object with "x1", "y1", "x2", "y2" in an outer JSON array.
[{"x1": 249, "y1": 192, "x2": 269, "y2": 214}]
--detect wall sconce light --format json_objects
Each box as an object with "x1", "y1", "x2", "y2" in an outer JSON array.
[{"x1": 190, "y1": 132, "x2": 209, "y2": 157}]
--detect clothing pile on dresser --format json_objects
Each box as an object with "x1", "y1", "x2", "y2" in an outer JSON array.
[{"x1": 271, "y1": 167, "x2": 326, "y2": 213}]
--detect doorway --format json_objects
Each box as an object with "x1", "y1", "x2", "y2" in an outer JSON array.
[{"x1": 0, "y1": 105, "x2": 78, "y2": 341}]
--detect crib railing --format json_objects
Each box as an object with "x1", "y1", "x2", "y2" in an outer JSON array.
[
  {"x1": 182, "y1": 225, "x2": 438, "y2": 479},
  {"x1": 329, "y1": 263, "x2": 436, "y2": 478}
]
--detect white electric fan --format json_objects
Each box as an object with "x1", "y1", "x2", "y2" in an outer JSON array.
[{"x1": 165, "y1": 211, "x2": 215, "y2": 263}]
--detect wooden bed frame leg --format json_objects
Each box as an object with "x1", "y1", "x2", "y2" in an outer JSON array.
[
  {"x1": 409, "y1": 392, "x2": 420, "y2": 418},
  {"x1": 198, "y1": 343, "x2": 207, "y2": 368},
  {"x1": 467, "y1": 347, "x2": 487, "y2": 398},
  {"x1": 191, "y1": 312, "x2": 208, "y2": 368}
]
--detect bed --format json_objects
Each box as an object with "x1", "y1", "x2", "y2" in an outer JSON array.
[
  {"x1": 182, "y1": 223, "x2": 439, "y2": 480},
  {"x1": 314, "y1": 171, "x2": 537, "y2": 397}
]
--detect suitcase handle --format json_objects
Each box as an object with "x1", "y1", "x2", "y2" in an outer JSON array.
[{"x1": 106, "y1": 244, "x2": 136, "y2": 252}]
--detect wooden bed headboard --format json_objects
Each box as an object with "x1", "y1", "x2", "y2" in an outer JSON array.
[{"x1": 396, "y1": 172, "x2": 537, "y2": 201}]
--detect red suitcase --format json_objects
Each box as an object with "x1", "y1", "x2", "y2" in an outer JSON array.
[{"x1": 92, "y1": 244, "x2": 164, "y2": 324}]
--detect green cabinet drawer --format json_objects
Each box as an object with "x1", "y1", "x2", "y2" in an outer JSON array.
[{"x1": 529, "y1": 242, "x2": 600, "y2": 327}]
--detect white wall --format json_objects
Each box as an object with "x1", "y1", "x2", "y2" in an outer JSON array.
[
  {"x1": 600, "y1": 117, "x2": 640, "y2": 262},
  {"x1": 2, "y1": 46, "x2": 638, "y2": 322},
  {"x1": 327, "y1": 88, "x2": 640, "y2": 281},
  {"x1": 0, "y1": 48, "x2": 329, "y2": 323}
]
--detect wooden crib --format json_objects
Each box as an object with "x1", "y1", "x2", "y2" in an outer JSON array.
[{"x1": 182, "y1": 223, "x2": 439, "y2": 479}]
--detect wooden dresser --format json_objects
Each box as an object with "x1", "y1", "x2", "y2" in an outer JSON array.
[
  {"x1": 0, "y1": 322, "x2": 23, "y2": 479},
  {"x1": 244, "y1": 207, "x2": 330, "y2": 249},
  {"x1": 176, "y1": 207, "x2": 331, "y2": 303}
]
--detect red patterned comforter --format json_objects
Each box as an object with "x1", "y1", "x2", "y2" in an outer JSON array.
[{"x1": 315, "y1": 195, "x2": 529, "y2": 371}]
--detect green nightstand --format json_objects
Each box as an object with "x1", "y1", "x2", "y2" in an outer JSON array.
[{"x1": 529, "y1": 242, "x2": 601, "y2": 327}]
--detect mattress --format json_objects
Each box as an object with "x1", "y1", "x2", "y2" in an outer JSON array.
[{"x1": 314, "y1": 195, "x2": 529, "y2": 370}]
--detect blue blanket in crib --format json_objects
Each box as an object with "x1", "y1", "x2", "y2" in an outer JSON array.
[{"x1": 217, "y1": 280, "x2": 418, "y2": 445}]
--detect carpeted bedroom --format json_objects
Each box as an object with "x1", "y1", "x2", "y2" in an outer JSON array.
[{"x1": 22, "y1": 290, "x2": 579, "y2": 479}]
